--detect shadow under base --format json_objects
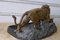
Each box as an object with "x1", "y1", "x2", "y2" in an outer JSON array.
[{"x1": 7, "y1": 20, "x2": 57, "y2": 40}]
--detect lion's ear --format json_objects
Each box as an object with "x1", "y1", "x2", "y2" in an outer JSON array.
[{"x1": 42, "y1": 5, "x2": 49, "y2": 8}]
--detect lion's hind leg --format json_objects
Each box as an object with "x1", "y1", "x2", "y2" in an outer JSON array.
[{"x1": 17, "y1": 15, "x2": 30, "y2": 32}]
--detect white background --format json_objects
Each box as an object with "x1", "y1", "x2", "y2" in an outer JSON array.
[{"x1": 0, "y1": 0, "x2": 60, "y2": 24}]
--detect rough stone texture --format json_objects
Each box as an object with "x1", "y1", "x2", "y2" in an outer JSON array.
[{"x1": 7, "y1": 20, "x2": 57, "y2": 40}]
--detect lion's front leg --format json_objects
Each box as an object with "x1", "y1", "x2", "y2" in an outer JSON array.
[{"x1": 46, "y1": 14, "x2": 50, "y2": 23}]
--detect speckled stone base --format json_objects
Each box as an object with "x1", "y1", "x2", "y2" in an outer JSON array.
[{"x1": 7, "y1": 20, "x2": 57, "y2": 40}]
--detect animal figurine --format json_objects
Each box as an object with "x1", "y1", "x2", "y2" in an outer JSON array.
[{"x1": 12, "y1": 4, "x2": 50, "y2": 32}]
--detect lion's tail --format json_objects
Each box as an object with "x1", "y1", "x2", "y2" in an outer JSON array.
[{"x1": 12, "y1": 15, "x2": 17, "y2": 25}]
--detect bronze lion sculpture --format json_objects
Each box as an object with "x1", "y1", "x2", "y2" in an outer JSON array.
[{"x1": 12, "y1": 4, "x2": 50, "y2": 32}]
